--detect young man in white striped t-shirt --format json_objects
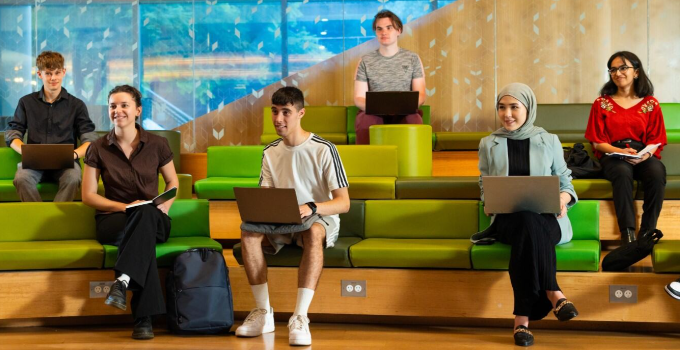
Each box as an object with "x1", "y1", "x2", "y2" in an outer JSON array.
[{"x1": 236, "y1": 87, "x2": 350, "y2": 346}]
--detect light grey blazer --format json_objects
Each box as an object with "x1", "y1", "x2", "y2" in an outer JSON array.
[{"x1": 478, "y1": 133, "x2": 578, "y2": 244}]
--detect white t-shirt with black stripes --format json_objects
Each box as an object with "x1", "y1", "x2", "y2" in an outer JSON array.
[{"x1": 259, "y1": 133, "x2": 349, "y2": 243}]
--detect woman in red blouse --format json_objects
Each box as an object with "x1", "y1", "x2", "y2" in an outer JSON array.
[{"x1": 585, "y1": 51, "x2": 667, "y2": 243}]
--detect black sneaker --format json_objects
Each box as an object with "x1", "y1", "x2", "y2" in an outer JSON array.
[
  {"x1": 104, "y1": 280, "x2": 127, "y2": 311},
  {"x1": 132, "y1": 316, "x2": 154, "y2": 340},
  {"x1": 665, "y1": 278, "x2": 680, "y2": 301}
]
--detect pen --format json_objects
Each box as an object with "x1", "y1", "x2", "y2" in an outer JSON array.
[{"x1": 625, "y1": 143, "x2": 631, "y2": 148}]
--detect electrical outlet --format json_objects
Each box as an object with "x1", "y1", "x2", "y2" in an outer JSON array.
[
  {"x1": 609, "y1": 285, "x2": 638, "y2": 303},
  {"x1": 341, "y1": 280, "x2": 366, "y2": 297},
  {"x1": 90, "y1": 281, "x2": 114, "y2": 298}
]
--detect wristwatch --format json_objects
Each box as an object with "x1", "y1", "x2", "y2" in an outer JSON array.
[{"x1": 306, "y1": 202, "x2": 317, "y2": 215}]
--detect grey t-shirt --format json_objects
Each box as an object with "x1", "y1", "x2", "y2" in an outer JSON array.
[{"x1": 355, "y1": 48, "x2": 424, "y2": 92}]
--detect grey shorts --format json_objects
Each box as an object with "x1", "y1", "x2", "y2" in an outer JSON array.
[{"x1": 240, "y1": 215, "x2": 339, "y2": 255}]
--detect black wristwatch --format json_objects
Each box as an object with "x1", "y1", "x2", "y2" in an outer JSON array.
[{"x1": 306, "y1": 202, "x2": 317, "y2": 215}]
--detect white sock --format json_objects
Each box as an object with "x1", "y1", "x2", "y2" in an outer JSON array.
[
  {"x1": 251, "y1": 283, "x2": 271, "y2": 312},
  {"x1": 117, "y1": 274, "x2": 130, "y2": 287},
  {"x1": 294, "y1": 288, "x2": 315, "y2": 317}
]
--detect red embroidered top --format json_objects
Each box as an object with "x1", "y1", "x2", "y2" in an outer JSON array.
[{"x1": 585, "y1": 95, "x2": 667, "y2": 159}]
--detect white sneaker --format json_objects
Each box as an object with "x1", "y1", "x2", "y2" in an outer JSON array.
[
  {"x1": 288, "y1": 314, "x2": 312, "y2": 346},
  {"x1": 235, "y1": 307, "x2": 275, "y2": 337},
  {"x1": 666, "y1": 279, "x2": 680, "y2": 300}
]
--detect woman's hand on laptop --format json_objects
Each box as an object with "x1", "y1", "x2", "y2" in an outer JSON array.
[
  {"x1": 299, "y1": 204, "x2": 313, "y2": 218},
  {"x1": 557, "y1": 192, "x2": 571, "y2": 219}
]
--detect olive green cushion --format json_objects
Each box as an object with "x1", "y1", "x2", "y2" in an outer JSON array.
[
  {"x1": 336, "y1": 145, "x2": 398, "y2": 177},
  {"x1": 537, "y1": 104, "x2": 591, "y2": 132},
  {"x1": 396, "y1": 176, "x2": 480, "y2": 199},
  {"x1": 365, "y1": 200, "x2": 479, "y2": 239},
  {"x1": 0, "y1": 240, "x2": 104, "y2": 271},
  {"x1": 652, "y1": 240, "x2": 680, "y2": 273},
  {"x1": 0, "y1": 203, "x2": 96, "y2": 242},
  {"x1": 195, "y1": 177, "x2": 260, "y2": 199},
  {"x1": 262, "y1": 106, "x2": 348, "y2": 145},
  {"x1": 103, "y1": 237, "x2": 222, "y2": 268},
  {"x1": 473, "y1": 200, "x2": 600, "y2": 271},
  {"x1": 346, "y1": 177, "x2": 395, "y2": 199},
  {"x1": 349, "y1": 238, "x2": 472, "y2": 268},
  {"x1": 434, "y1": 132, "x2": 492, "y2": 150},
  {"x1": 370, "y1": 125, "x2": 433, "y2": 177},
  {"x1": 233, "y1": 237, "x2": 362, "y2": 268},
  {"x1": 472, "y1": 240, "x2": 600, "y2": 271},
  {"x1": 572, "y1": 179, "x2": 623, "y2": 199}
]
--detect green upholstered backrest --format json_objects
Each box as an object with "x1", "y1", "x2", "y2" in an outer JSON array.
[
  {"x1": 0, "y1": 148, "x2": 21, "y2": 179},
  {"x1": 478, "y1": 200, "x2": 599, "y2": 240},
  {"x1": 661, "y1": 144, "x2": 680, "y2": 176},
  {"x1": 339, "y1": 200, "x2": 365, "y2": 238},
  {"x1": 169, "y1": 199, "x2": 210, "y2": 238},
  {"x1": 661, "y1": 103, "x2": 680, "y2": 130},
  {"x1": 419, "y1": 105, "x2": 431, "y2": 125},
  {"x1": 537, "y1": 104, "x2": 592, "y2": 131},
  {"x1": 95, "y1": 129, "x2": 181, "y2": 172},
  {"x1": 263, "y1": 106, "x2": 347, "y2": 134},
  {"x1": 365, "y1": 200, "x2": 478, "y2": 239},
  {"x1": 0, "y1": 203, "x2": 96, "y2": 242},
  {"x1": 336, "y1": 145, "x2": 398, "y2": 177},
  {"x1": 207, "y1": 146, "x2": 264, "y2": 178}
]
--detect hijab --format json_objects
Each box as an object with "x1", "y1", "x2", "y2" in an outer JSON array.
[{"x1": 491, "y1": 82, "x2": 546, "y2": 140}]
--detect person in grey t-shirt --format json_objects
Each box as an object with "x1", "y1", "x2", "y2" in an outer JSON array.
[{"x1": 353, "y1": 10, "x2": 426, "y2": 144}]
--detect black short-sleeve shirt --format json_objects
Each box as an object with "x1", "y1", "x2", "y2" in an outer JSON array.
[{"x1": 84, "y1": 124, "x2": 173, "y2": 206}]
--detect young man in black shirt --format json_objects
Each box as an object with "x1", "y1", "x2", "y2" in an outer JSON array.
[{"x1": 5, "y1": 51, "x2": 97, "y2": 202}]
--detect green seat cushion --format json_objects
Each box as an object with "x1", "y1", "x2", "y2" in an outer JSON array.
[
  {"x1": 339, "y1": 200, "x2": 365, "y2": 238},
  {"x1": 553, "y1": 132, "x2": 589, "y2": 143},
  {"x1": 434, "y1": 132, "x2": 491, "y2": 150},
  {"x1": 0, "y1": 179, "x2": 61, "y2": 202},
  {"x1": 206, "y1": 146, "x2": 263, "y2": 178},
  {"x1": 366, "y1": 200, "x2": 478, "y2": 239},
  {"x1": 336, "y1": 145, "x2": 398, "y2": 177},
  {"x1": 661, "y1": 103, "x2": 680, "y2": 139},
  {"x1": 652, "y1": 240, "x2": 680, "y2": 273},
  {"x1": 0, "y1": 240, "x2": 104, "y2": 270},
  {"x1": 349, "y1": 238, "x2": 471, "y2": 268},
  {"x1": 233, "y1": 236, "x2": 362, "y2": 268},
  {"x1": 103, "y1": 237, "x2": 222, "y2": 268},
  {"x1": 347, "y1": 177, "x2": 396, "y2": 199},
  {"x1": 1, "y1": 202, "x2": 96, "y2": 241},
  {"x1": 471, "y1": 240, "x2": 600, "y2": 272},
  {"x1": 168, "y1": 199, "x2": 211, "y2": 238},
  {"x1": 667, "y1": 132, "x2": 680, "y2": 143},
  {"x1": 396, "y1": 176, "x2": 479, "y2": 199},
  {"x1": 194, "y1": 177, "x2": 260, "y2": 199},
  {"x1": 572, "y1": 179, "x2": 623, "y2": 199}
]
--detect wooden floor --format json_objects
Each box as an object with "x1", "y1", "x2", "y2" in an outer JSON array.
[{"x1": 1, "y1": 322, "x2": 679, "y2": 349}]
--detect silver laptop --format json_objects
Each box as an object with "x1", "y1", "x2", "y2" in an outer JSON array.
[
  {"x1": 21, "y1": 144, "x2": 74, "y2": 170},
  {"x1": 482, "y1": 176, "x2": 561, "y2": 214},
  {"x1": 234, "y1": 187, "x2": 302, "y2": 225}
]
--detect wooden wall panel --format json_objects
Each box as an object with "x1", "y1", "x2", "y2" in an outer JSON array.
[{"x1": 649, "y1": 0, "x2": 680, "y2": 103}]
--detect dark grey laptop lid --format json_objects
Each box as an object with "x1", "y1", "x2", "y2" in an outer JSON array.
[
  {"x1": 482, "y1": 176, "x2": 561, "y2": 214},
  {"x1": 234, "y1": 187, "x2": 302, "y2": 225},
  {"x1": 21, "y1": 144, "x2": 74, "y2": 170},
  {"x1": 366, "y1": 91, "x2": 419, "y2": 115}
]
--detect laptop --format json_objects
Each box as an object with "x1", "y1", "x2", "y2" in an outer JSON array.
[
  {"x1": 482, "y1": 176, "x2": 561, "y2": 214},
  {"x1": 366, "y1": 91, "x2": 419, "y2": 116},
  {"x1": 234, "y1": 187, "x2": 303, "y2": 225},
  {"x1": 21, "y1": 144, "x2": 74, "y2": 170}
]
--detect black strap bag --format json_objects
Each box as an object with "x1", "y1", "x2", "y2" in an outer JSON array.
[
  {"x1": 166, "y1": 248, "x2": 234, "y2": 335},
  {"x1": 602, "y1": 229, "x2": 663, "y2": 271},
  {"x1": 563, "y1": 143, "x2": 602, "y2": 179}
]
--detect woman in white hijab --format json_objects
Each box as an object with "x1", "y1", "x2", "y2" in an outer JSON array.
[{"x1": 474, "y1": 83, "x2": 579, "y2": 347}]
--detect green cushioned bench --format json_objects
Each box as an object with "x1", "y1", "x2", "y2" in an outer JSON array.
[
  {"x1": 349, "y1": 200, "x2": 477, "y2": 269},
  {"x1": 232, "y1": 200, "x2": 366, "y2": 267},
  {"x1": 0, "y1": 199, "x2": 220, "y2": 271},
  {"x1": 103, "y1": 199, "x2": 221, "y2": 268},
  {"x1": 194, "y1": 146, "x2": 264, "y2": 199},
  {"x1": 652, "y1": 241, "x2": 680, "y2": 273},
  {"x1": 261, "y1": 106, "x2": 348, "y2": 145},
  {"x1": 347, "y1": 105, "x2": 435, "y2": 148},
  {"x1": 471, "y1": 200, "x2": 600, "y2": 272},
  {"x1": 336, "y1": 145, "x2": 398, "y2": 199}
]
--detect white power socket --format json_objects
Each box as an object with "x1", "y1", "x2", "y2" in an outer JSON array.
[
  {"x1": 341, "y1": 280, "x2": 367, "y2": 297},
  {"x1": 609, "y1": 285, "x2": 638, "y2": 303},
  {"x1": 90, "y1": 281, "x2": 114, "y2": 298}
]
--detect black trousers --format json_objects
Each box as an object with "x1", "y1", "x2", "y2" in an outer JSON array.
[
  {"x1": 96, "y1": 205, "x2": 171, "y2": 319},
  {"x1": 495, "y1": 211, "x2": 561, "y2": 320},
  {"x1": 600, "y1": 155, "x2": 666, "y2": 232}
]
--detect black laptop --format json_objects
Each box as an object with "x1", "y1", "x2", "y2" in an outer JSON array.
[
  {"x1": 366, "y1": 91, "x2": 419, "y2": 116},
  {"x1": 21, "y1": 144, "x2": 74, "y2": 170}
]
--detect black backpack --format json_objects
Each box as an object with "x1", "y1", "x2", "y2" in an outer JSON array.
[
  {"x1": 602, "y1": 229, "x2": 663, "y2": 271},
  {"x1": 166, "y1": 248, "x2": 234, "y2": 334},
  {"x1": 563, "y1": 143, "x2": 602, "y2": 179}
]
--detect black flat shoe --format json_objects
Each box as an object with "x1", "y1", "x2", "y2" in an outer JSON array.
[
  {"x1": 132, "y1": 316, "x2": 154, "y2": 340},
  {"x1": 514, "y1": 325, "x2": 534, "y2": 347},
  {"x1": 553, "y1": 298, "x2": 578, "y2": 321},
  {"x1": 104, "y1": 280, "x2": 127, "y2": 311}
]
